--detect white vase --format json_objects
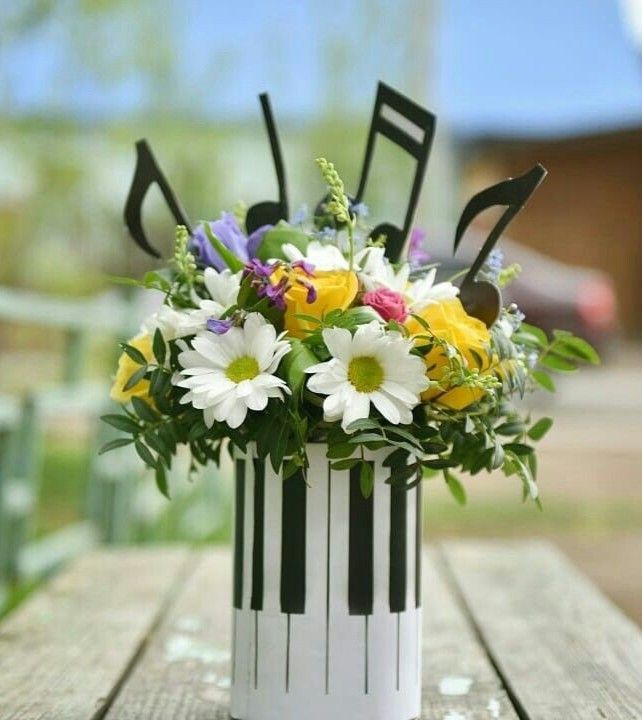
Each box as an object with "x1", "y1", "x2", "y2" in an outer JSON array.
[{"x1": 230, "y1": 443, "x2": 423, "y2": 720}]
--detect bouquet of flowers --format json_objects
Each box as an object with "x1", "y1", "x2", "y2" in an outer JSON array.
[{"x1": 103, "y1": 158, "x2": 598, "y2": 504}]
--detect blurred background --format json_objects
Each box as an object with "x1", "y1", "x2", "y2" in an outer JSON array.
[{"x1": 0, "y1": 0, "x2": 640, "y2": 623}]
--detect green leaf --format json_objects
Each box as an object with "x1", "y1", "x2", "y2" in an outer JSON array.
[
  {"x1": 120, "y1": 342, "x2": 147, "y2": 365},
  {"x1": 540, "y1": 353, "x2": 577, "y2": 373},
  {"x1": 145, "y1": 431, "x2": 172, "y2": 465},
  {"x1": 528, "y1": 417, "x2": 554, "y2": 441},
  {"x1": 98, "y1": 437, "x2": 134, "y2": 454},
  {"x1": 423, "y1": 458, "x2": 459, "y2": 470},
  {"x1": 101, "y1": 414, "x2": 140, "y2": 433},
  {"x1": 444, "y1": 470, "x2": 466, "y2": 506},
  {"x1": 491, "y1": 442, "x2": 505, "y2": 470},
  {"x1": 347, "y1": 432, "x2": 385, "y2": 445},
  {"x1": 360, "y1": 461, "x2": 374, "y2": 498},
  {"x1": 152, "y1": 328, "x2": 166, "y2": 365},
  {"x1": 131, "y1": 396, "x2": 159, "y2": 422},
  {"x1": 134, "y1": 439, "x2": 157, "y2": 468},
  {"x1": 531, "y1": 369, "x2": 556, "y2": 392},
  {"x1": 383, "y1": 447, "x2": 410, "y2": 468},
  {"x1": 518, "y1": 322, "x2": 548, "y2": 346},
  {"x1": 326, "y1": 443, "x2": 357, "y2": 459},
  {"x1": 345, "y1": 418, "x2": 381, "y2": 433},
  {"x1": 502, "y1": 442, "x2": 534, "y2": 456},
  {"x1": 256, "y1": 224, "x2": 309, "y2": 262},
  {"x1": 155, "y1": 464, "x2": 170, "y2": 499},
  {"x1": 123, "y1": 365, "x2": 148, "y2": 392},
  {"x1": 202, "y1": 222, "x2": 245, "y2": 272},
  {"x1": 280, "y1": 339, "x2": 317, "y2": 399},
  {"x1": 330, "y1": 458, "x2": 361, "y2": 471},
  {"x1": 495, "y1": 420, "x2": 525, "y2": 436},
  {"x1": 553, "y1": 334, "x2": 600, "y2": 365}
]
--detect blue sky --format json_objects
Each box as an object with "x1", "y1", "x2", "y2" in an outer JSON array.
[{"x1": 3, "y1": 0, "x2": 642, "y2": 138}]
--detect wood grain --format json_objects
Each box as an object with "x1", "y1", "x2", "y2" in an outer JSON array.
[
  {"x1": 0, "y1": 546, "x2": 191, "y2": 720},
  {"x1": 441, "y1": 539, "x2": 642, "y2": 720},
  {"x1": 103, "y1": 547, "x2": 518, "y2": 719},
  {"x1": 422, "y1": 547, "x2": 518, "y2": 719},
  {"x1": 104, "y1": 549, "x2": 232, "y2": 720}
]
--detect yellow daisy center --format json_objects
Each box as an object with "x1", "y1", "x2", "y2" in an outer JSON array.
[
  {"x1": 347, "y1": 356, "x2": 384, "y2": 394},
  {"x1": 226, "y1": 355, "x2": 260, "y2": 383}
]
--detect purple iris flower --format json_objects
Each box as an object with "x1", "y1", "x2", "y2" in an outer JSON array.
[
  {"x1": 246, "y1": 224, "x2": 273, "y2": 258},
  {"x1": 189, "y1": 213, "x2": 250, "y2": 271},
  {"x1": 407, "y1": 227, "x2": 431, "y2": 268},
  {"x1": 207, "y1": 318, "x2": 234, "y2": 335}
]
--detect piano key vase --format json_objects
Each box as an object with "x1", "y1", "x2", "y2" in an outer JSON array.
[{"x1": 231, "y1": 443, "x2": 423, "y2": 720}]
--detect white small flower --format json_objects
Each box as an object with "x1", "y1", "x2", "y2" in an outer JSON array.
[
  {"x1": 281, "y1": 240, "x2": 349, "y2": 270},
  {"x1": 406, "y1": 268, "x2": 459, "y2": 311},
  {"x1": 306, "y1": 321, "x2": 428, "y2": 432},
  {"x1": 355, "y1": 245, "x2": 410, "y2": 293},
  {"x1": 145, "y1": 268, "x2": 241, "y2": 340},
  {"x1": 179, "y1": 268, "x2": 243, "y2": 337},
  {"x1": 143, "y1": 305, "x2": 191, "y2": 341},
  {"x1": 175, "y1": 313, "x2": 291, "y2": 429}
]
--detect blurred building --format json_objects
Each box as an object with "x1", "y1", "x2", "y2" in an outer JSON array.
[{"x1": 437, "y1": 0, "x2": 642, "y2": 337}]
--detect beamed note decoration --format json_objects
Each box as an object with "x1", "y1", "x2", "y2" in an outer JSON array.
[{"x1": 123, "y1": 81, "x2": 547, "y2": 326}]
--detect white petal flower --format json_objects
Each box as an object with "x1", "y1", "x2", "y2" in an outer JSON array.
[
  {"x1": 143, "y1": 305, "x2": 191, "y2": 341},
  {"x1": 306, "y1": 321, "x2": 429, "y2": 432},
  {"x1": 203, "y1": 267, "x2": 242, "y2": 308},
  {"x1": 175, "y1": 313, "x2": 291, "y2": 429},
  {"x1": 406, "y1": 268, "x2": 459, "y2": 311},
  {"x1": 282, "y1": 240, "x2": 349, "y2": 270},
  {"x1": 355, "y1": 246, "x2": 410, "y2": 293}
]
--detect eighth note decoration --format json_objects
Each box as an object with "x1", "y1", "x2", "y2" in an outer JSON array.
[{"x1": 106, "y1": 82, "x2": 599, "y2": 720}]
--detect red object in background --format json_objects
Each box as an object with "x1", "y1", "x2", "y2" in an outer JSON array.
[{"x1": 429, "y1": 228, "x2": 619, "y2": 351}]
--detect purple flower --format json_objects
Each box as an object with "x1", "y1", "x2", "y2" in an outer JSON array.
[
  {"x1": 189, "y1": 213, "x2": 249, "y2": 271},
  {"x1": 258, "y1": 276, "x2": 289, "y2": 311},
  {"x1": 297, "y1": 278, "x2": 317, "y2": 304},
  {"x1": 245, "y1": 258, "x2": 278, "y2": 279},
  {"x1": 408, "y1": 227, "x2": 430, "y2": 268},
  {"x1": 246, "y1": 224, "x2": 273, "y2": 258},
  {"x1": 207, "y1": 318, "x2": 234, "y2": 335},
  {"x1": 292, "y1": 259, "x2": 315, "y2": 276}
]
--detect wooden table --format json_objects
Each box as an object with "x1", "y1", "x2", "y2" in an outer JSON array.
[{"x1": 0, "y1": 540, "x2": 640, "y2": 719}]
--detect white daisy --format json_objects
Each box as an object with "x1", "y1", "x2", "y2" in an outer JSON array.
[
  {"x1": 175, "y1": 313, "x2": 291, "y2": 429},
  {"x1": 406, "y1": 268, "x2": 459, "y2": 311},
  {"x1": 281, "y1": 240, "x2": 349, "y2": 270},
  {"x1": 306, "y1": 321, "x2": 429, "y2": 431},
  {"x1": 355, "y1": 246, "x2": 410, "y2": 293}
]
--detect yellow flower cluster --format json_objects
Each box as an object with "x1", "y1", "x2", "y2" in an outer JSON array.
[{"x1": 109, "y1": 333, "x2": 154, "y2": 404}]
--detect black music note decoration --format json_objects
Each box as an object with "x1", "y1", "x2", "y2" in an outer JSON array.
[
  {"x1": 245, "y1": 93, "x2": 289, "y2": 235},
  {"x1": 123, "y1": 139, "x2": 192, "y2": 259},
  {"x1": 356, "y1": 82, "x2": 436, "y2": 262},
  {"x1": 453, "y1": 164, "x2": 547, "y2": 328}
]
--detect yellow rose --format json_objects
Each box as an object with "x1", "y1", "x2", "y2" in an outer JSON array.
[
  {"x1": 405, "y1": 298, "x2": 491, "y2": 410},
  {"x1": 110, "y1": 332, "x2": 154, "y2": 404},
  {"x1": 274, "y1": 267, "x2": 359, "y2": 339}
]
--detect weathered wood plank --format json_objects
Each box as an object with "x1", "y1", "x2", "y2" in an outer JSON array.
[
  {"x1": 104, "y1": 547, "x2": 517, "y2": 719},
  {"x1": 423, "y1": 547, "x2": 518, "y2": 719},
  {"x1": 0, "y1": 546, "x2": 192, "y2": 720},
  {"x1": 104, "y1": 549, "x2": 232, "y2": 720},
  {"x1": 441, "y1": 539, "x2": 642, "y2": 720}
]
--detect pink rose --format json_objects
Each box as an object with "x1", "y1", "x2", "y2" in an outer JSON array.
[{"x1": 362, "y1": 288, "x2": 409, "y2": 323}]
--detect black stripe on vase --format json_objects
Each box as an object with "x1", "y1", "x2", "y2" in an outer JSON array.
[
  {"x1": 389, "y1": 484, "x2": 407, "y2": 612},
  {"x1": 349, "y1": 464, "x2": 374, "y2": 615},
  {"x1": 233, "y1": 459, "x2": 246, "y2": 609},
  {"x1": 251, "y1": 458, "x2": 265, "y2": 611},
  {"x1": 415, "y1": 481, "x2": 423, "y2": 608},
  {"x1": 280, "y1": 470, "x2": 307, "y2": 614}
]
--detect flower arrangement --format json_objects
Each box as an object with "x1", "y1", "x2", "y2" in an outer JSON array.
[{"x1": 103, "y1": 158, "x2": 598, "y2": 504}]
